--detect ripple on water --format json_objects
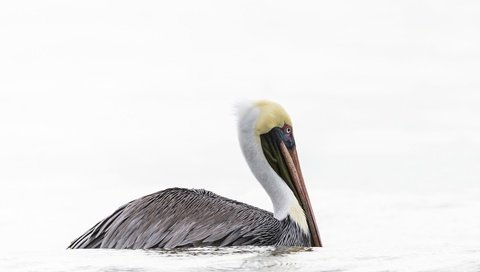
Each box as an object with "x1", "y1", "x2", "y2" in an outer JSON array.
[
  {"x1": 1, "y1": 246, "x2": 479, "y2": 272},
  {"x1": 142, "y1": 247, "x2": 316, "y2": 272}
]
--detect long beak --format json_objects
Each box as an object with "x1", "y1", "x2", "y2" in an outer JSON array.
[
  {"x1": 260, "y1": 128, "x2": 322, "y2": 247},
  {"x1": 279, "y1": 142, "x2": 322, "y2": 247}
]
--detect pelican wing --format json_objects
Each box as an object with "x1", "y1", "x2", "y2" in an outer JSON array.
[{"x1": 68, "y1": 188, "x2": 281, "y2": 249}]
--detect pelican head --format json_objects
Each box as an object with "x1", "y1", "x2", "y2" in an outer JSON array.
[{"x1": 237, "y1": 100, "x2": 322, "y2": 247}]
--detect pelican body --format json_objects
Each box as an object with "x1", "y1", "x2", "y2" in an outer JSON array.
[{"x1": 68, "y1": 100, "x2": 322, "y2": 249}]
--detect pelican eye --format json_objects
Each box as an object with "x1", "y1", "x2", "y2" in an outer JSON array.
[{"x1": 285, "y1": 127, "x2": 292, "y2": 134}]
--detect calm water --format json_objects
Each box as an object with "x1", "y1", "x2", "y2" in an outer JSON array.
[{"x1": 1, "y1": 245, "x2": 479, "y2": 272}]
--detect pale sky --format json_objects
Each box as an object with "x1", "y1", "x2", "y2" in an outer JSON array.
[{"x1": 1, "y1": 1, "x2": 479, "y2": 252}]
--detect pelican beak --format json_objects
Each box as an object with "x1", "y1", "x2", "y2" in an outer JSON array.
[{"x1": 260, "y1": 126, "x2": 322, "y2": 247}]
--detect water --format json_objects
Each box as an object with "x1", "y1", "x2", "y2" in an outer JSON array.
[{"x1": 1, "y1": 246, "x2": 479, "y2": 272}]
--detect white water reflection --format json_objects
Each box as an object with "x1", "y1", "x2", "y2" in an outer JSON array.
[{"x1": 2, "y1": 246, "x2": 479, "y2": 272}]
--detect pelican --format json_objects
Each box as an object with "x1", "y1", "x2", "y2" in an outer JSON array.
[{"x1": 68, "y1": 100, "x2": 322, "y2": 249}]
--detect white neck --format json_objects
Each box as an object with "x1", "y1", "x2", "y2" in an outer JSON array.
[{"x1": 236, "y1": 102, "x2": 307, "y2": 232}]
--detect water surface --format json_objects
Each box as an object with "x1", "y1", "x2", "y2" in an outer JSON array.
[{"x1": 2, "y1": 245, "x2": 479, "y2": 272}]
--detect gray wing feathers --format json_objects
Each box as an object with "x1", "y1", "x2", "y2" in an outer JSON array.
[
  {"x1": 68, "y1": 202, "x2": 129, "y2": 249},
  {"x1": 68, "y1": 188, "x2": 281, "y2": 249}
]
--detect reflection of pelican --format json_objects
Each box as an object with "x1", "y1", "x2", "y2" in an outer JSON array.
[{"x1": 69, "y1": 100, "x2": 321, "y2": 249}]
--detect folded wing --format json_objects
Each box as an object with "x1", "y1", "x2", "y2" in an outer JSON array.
[{"x1": 68, "y1": 188, "x2": 281, "y2": 249}]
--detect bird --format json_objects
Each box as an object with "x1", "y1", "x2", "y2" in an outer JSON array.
[{"x1": 68, "y1": 100, "x2": 322, "y2": 249}]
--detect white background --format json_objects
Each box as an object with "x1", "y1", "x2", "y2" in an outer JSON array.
[{"x1": 1, "y1": 1, "x2": 479, "y2": 253}]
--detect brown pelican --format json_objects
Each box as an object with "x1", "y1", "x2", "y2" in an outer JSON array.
[{"x1": 68, "y1": 100, "x2": 322, "y2": 249}]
